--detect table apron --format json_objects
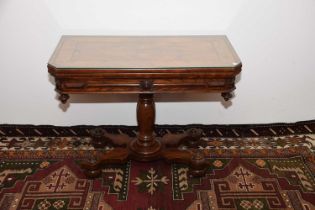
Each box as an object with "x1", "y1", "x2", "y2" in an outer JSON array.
[{"x1": 55, "y1": 77, "x2": 236, "y2": 94}]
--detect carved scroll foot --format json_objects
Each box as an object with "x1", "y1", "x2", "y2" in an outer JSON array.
[
  {"x1": 189, "y1": 149, "x2": 208, "y2": 177},
  {"x1": 81, "y1": 148, "x2": 130, "y2": 178},
  {"x1": 184, "y1": 128, "x2": 204, "y2": 148},
  {"x1": 90, "y1": 128, "x2": 109, "y2": 148},
  {"x1": 80, "y1": 158, "x2": 103, "y2": 179},
  {"x1": 158, "y1": 128, "x2": 208, "y2": 177},
  {"x1": 162, "y1": 148, "x2": 209, "y2": 177}
]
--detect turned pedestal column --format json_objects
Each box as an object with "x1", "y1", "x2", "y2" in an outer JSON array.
[{"x1": 129, "y1": 94, "x2": 162, "y2": 161}]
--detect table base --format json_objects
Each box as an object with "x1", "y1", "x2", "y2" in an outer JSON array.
[{"x1": 80, "y1": 94, "x2": 209, "y2": 178}]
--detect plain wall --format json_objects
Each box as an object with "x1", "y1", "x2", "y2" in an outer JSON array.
[{"x1": 0, "y1": 0, "x2": 314, "y2": 125}]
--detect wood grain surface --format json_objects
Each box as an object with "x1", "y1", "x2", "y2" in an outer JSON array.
[{"x1": 48, "y1": 35, "x2": 241, "y2": 69}]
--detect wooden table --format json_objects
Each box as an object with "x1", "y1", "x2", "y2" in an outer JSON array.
[{"x1": 48, "y1": 35, "x2": 242, "y2": 178}]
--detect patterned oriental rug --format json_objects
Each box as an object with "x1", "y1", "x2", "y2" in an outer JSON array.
[{"x1": 0, "y1": 121, "x2": 315, "y2": 210}]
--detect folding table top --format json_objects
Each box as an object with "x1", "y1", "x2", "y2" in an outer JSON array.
[{"x1": 48, "y1": 35, "x2": 241, "y2": 70}]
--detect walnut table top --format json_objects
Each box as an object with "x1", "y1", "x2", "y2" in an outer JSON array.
[{"x1": 49, "y1": 35, "x2": 241, "y2": 69}]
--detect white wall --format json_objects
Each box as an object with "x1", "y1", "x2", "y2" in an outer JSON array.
[{"x1": 0, "y1": 0, "x2": 314, "y2": 126}]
